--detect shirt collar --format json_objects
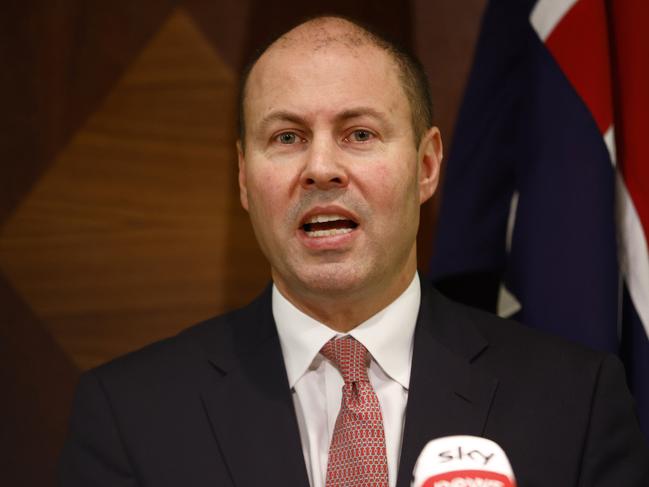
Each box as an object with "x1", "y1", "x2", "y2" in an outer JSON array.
[{"x1": 273, "y1": 273, "x2": 420, "y2": 390}]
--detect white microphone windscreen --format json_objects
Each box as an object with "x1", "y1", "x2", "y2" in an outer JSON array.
[{"x1": 411, "y1": 435, "x2": 516, "y2": 487}]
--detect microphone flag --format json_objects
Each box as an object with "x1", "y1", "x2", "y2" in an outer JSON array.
[
  {"x1": 411, "y1": 435, "x2": 516, "y2": 487},
  {"x1": 429, "y1": 0, "x2": 649, "y2": 441}
]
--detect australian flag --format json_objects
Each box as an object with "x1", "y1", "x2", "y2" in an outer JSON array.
[{"x1": 430, "y1": 0, "x2": 649, "y2": 440}]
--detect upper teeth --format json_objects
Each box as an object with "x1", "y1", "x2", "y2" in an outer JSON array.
[{"x1": 306, "y1": 214, "x2": 348, "y2": 224}]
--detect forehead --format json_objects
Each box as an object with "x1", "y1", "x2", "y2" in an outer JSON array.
[{"x1": 243, "y1": 39, "x2": 409, "y2": 127}]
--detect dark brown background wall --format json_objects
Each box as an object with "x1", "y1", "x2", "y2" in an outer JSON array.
[{"x1": 0, "y1": 1, "x2": 486, "y2": 485}]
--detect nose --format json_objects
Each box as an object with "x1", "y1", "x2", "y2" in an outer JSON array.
[{"x1": 300, "y1": 138, "x2": 349, "y2": 190}]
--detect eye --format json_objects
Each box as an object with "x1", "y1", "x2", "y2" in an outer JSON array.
[
  {"x1": 275, "y1": 132, "x2": 301, "y2": 144},
  {"x1": 347, "y1": 129, "x2": 375, "y2": 143}
]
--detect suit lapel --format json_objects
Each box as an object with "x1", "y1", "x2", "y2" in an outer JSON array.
[
  {"x1": 197, "y1": 283, "x2": 498, "y2": 487},
  {"x1": 200, "y1": 291, "x2": 310, "y2": 487},
  {"x1": 396, "y1": 285, "x2": 499, "y2": 487}
]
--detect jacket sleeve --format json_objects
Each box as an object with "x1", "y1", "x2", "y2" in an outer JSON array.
[
  {"x1": 578, "y1": 354, "x2": 649, "y2": 486},
  {"x1": 59, "y1": 371, "x2": 139, "y2": 487}
]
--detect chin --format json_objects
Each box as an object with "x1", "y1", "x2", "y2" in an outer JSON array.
[{"x1": 296, "y1": 264, "x2": 370, "y2": 296}]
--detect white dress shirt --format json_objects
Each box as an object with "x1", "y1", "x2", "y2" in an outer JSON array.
[{"x1": 273, "y1": 273, "x2": 421, "y2": 487}]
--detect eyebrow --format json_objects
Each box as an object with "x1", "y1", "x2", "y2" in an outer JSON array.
[
  {"x1": 257, "y1": 106, "x2": 389, "y2": 131},
  {"x1": 337, "y1": 107, "x2": 388, "y2": 123},
  {"x1": 258, "y1": 111, "x2": 307, "y2": 131}
]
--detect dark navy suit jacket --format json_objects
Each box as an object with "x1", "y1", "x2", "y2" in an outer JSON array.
[{"x1": 59, "y1": 283, "x2": 649, "y2": 486}]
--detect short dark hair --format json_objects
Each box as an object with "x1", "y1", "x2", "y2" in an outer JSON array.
[{"x1": 237, "y1": 15, "x2": 434, "y2": 149}]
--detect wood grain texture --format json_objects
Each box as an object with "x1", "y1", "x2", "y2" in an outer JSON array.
[
  {"x1": 0, "y1": 273, "x2": 78, "y2": 486},
  {"x1": 0, "y1": 0, "x2": 178, "y2": 227},
  {"x1": 413, "y1": 0, "x2": 488, "y2": 269},
  {"x1": 185, "y1": 0, "x2": 252, "y2": 71},
  {"x1": 0, "y1": 9, "x2": 268, "y2": 370}
]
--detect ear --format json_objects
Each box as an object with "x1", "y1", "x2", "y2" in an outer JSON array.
[
  {"x1": 417, "y1": 126, "x2": 443, "y2": 205},
  {"x1": 237, "y1": 140, "x2": 249, "y2": 211}
]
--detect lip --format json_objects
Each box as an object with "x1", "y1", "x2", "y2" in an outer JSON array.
[
  {"x1": 297, "y1": 205, "x2": 360, "y2": 251},
  {"x1": 298, "y1": 205, "x2": 360, "y2": 227}
]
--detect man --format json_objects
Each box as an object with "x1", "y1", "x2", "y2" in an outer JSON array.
[{"x1": 60, "y1": 16, "x2": 649, "y2": 487}]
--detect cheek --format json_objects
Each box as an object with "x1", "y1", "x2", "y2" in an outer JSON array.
[
  {"x1": 363, "y1": 161, "x2": 418, "y2": 213},
  {"x1": 362, "y1": 163, "x2": 392, "y2": 197},
  {"x1": 246, "y1": 167, "x2": 293, "y2": 229}
]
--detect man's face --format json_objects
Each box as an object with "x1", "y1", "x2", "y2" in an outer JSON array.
[{"x1": 238, "y1": 38, "x2": 441, "y2": 310}]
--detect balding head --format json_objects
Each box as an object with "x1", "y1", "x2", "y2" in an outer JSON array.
[
  {"x1": 269, "y1": 16, "x2": 372, "y2": 51},
  {"x1": 238, "y1": 16, "x2": 433, "y2": 149}
]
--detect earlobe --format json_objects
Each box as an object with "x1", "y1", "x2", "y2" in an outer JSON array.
[
  {"x1": 237, "y1": 141, "x2": 249, "y2": 211},
  {"x1": 418, "y1": 127, "x2": 443, "y2": 204}
]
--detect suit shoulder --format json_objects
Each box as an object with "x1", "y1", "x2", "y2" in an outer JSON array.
[
  {"x1": 430, "y1": 288, "x2": 609, "y2": 371},
  {"x1": 91, "y1": 285, "x2": 273, "y2": 385}
]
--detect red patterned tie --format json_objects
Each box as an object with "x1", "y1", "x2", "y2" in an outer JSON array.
[{"x1": 320, "y1": 336, "x2": 389, "y2": 487}]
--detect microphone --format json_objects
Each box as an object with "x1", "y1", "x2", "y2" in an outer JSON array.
[{"x1": 411, "y1": 435, "x2": 516, "y2": 487}]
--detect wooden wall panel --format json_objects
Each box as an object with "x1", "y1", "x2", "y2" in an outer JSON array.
[
  {"x1": 414, "y1": 0, "x2": 487, "y2": 153},
  {"x1": 184, "y1": 0, "x2": 252, "y2": 71},
  {"x1": 413, "y1": 0, "x2": 488, "y2": 268},
  {"x1": 1, "y1": 0, "x2": 178, "y2": 225},
  {"x1": 0, "y1": 274, "x2": 77, "y2": 487},
  {"x1": 0, "y1": 9, "x2": 268, "y2": 370}
]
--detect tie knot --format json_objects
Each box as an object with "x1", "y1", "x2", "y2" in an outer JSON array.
[{"x1": 320, "y1": 336, "x2": 369, "y2": 384}]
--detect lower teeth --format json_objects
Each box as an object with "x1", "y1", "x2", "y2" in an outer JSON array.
[{"x1": 306, "y1": 227, "x2": 353, "y2": 237}]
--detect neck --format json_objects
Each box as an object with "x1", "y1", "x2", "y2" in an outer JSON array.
[{"x1": 274, "y1": 269, "x2": 417, "y2": 332}]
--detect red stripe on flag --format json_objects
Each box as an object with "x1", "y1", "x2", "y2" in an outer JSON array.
[
  {"x1": 610, "y1": 0, "x2": 649, "y2": 245},
  {"x1": 544, "y1": 0, "x2": 613, "y2": 134}
]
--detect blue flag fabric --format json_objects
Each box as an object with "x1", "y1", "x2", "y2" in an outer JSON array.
[{"x1": 429, "y1": 0, "x2": 648, "y2": 439}]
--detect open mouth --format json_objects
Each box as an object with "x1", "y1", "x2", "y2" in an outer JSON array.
[{"x1": 300, "y1": 214, "x2": 359, "y2": 237}]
